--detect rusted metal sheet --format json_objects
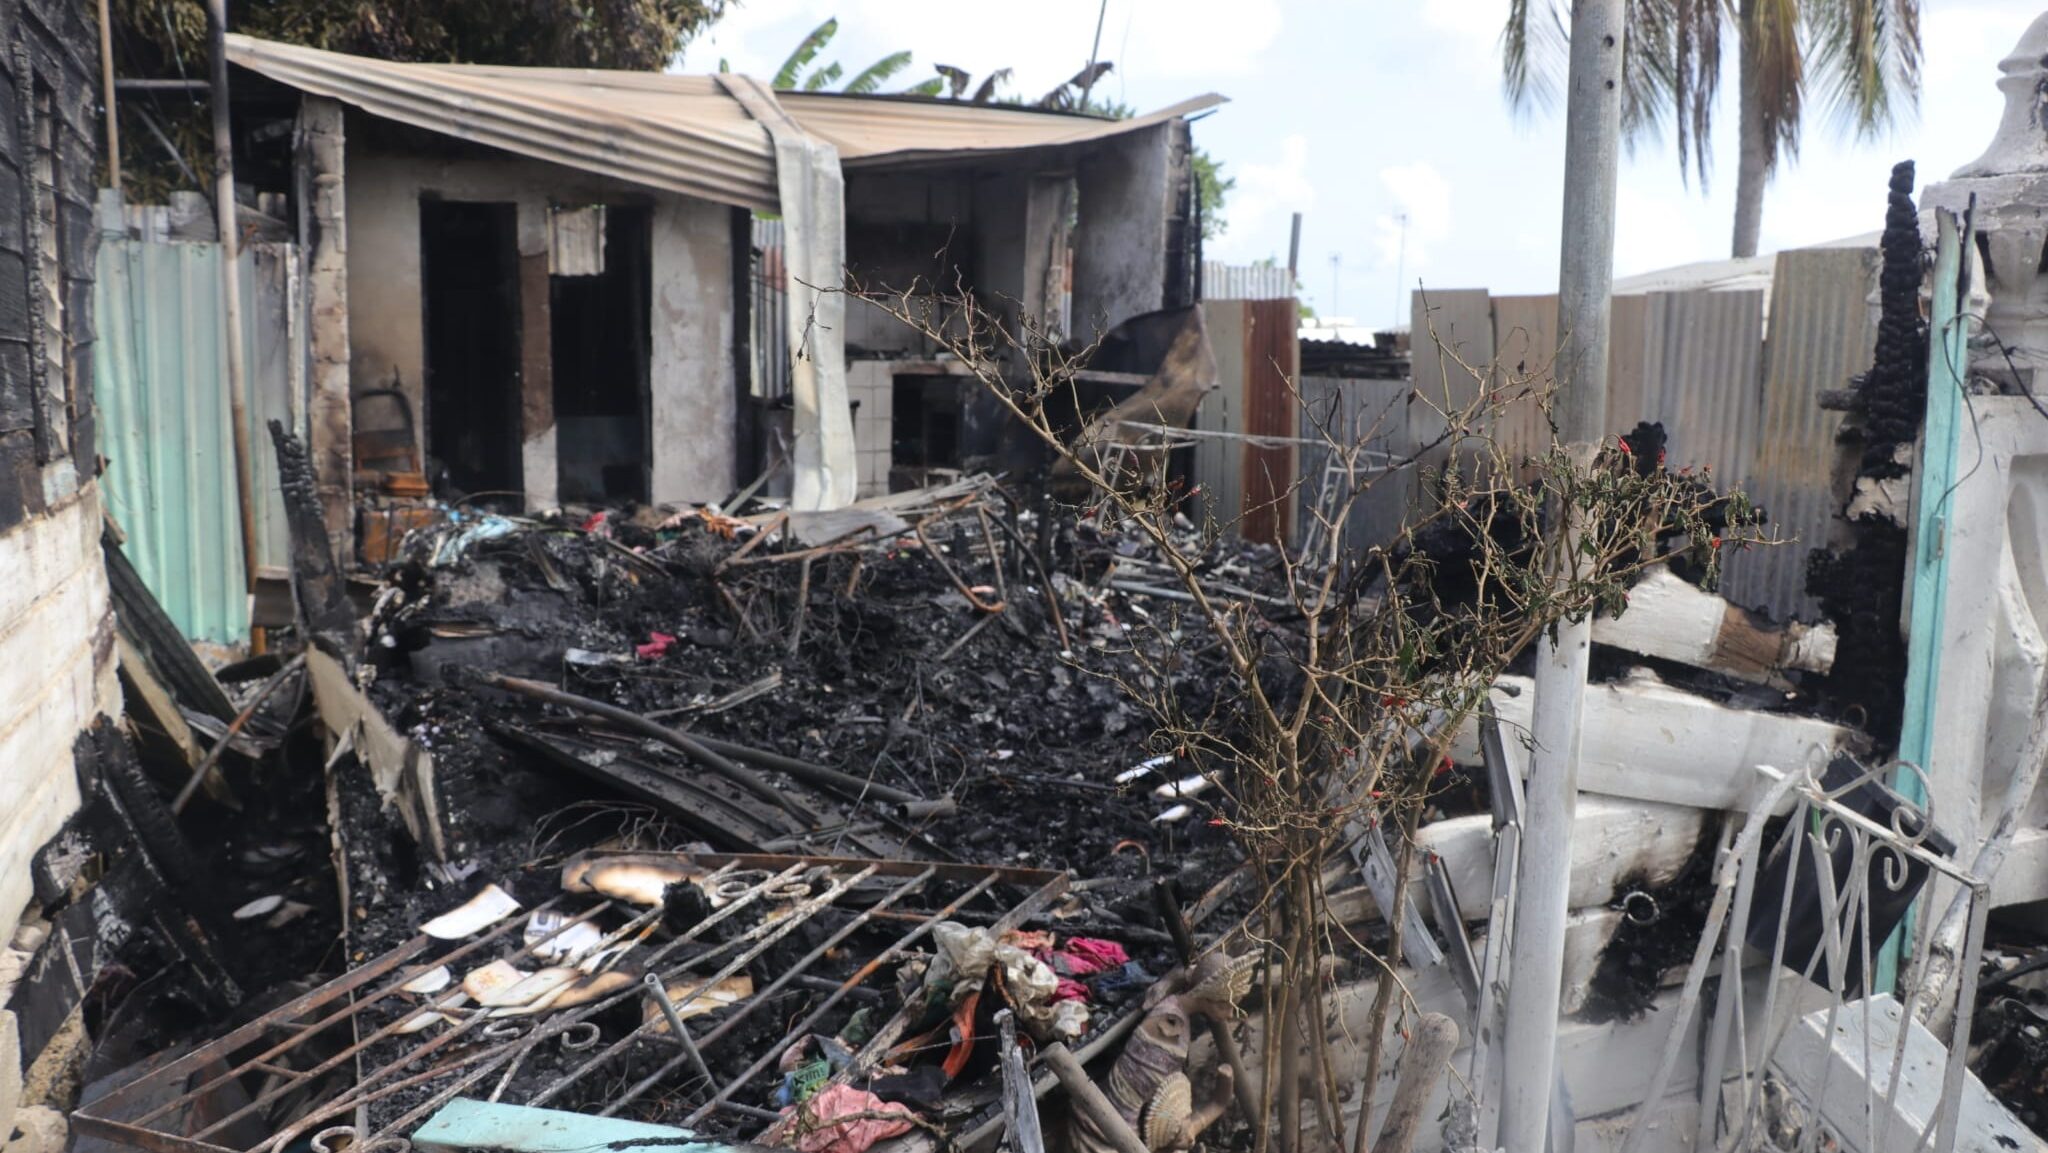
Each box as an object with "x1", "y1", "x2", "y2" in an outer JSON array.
[
  {"x1": 1719, "y1": 246, "x2": 1880, "y2": 619},
  {"x1": 1639, "y1": 288, "x2": 1767, "y2": 488},
  {"x1": 1241, "y1": 297, "x2": 1299, "y2": 543},
  {"x1": 227, "y1": 35, "x2": 781, "y2": 212},
  {"x1": 226, "y1": 35, "x2": 1219, "y2": 213}
]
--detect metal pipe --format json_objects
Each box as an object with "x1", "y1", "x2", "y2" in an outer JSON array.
[
  {"x1": 96, "y1": 0, "x2": 120, "y2": 190},
  {"x1": 171, "y1": 651, "x2": 303, "y2": 812},
  {"x1": 114, "y1": 78, "x2": 211, "y2": 91},
  {"x1": 642, "y1": 971, "x2": 717, "y2": 1088},
  {"x1": 1500, "y1": 0, "x2": 1623, "y2": 1149},
  {"x1": 206, "y1": 0, "x2": 259, "y2": 597}
]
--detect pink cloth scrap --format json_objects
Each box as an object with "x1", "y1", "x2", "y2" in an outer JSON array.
[
  {"x1": 786, "y1": 1085, "x2": 915, "y2": 1153},
  {"x1": 1052, "y1": 938, "x2": 1129, "y2": 977},
  {"x1": 1053, "y1": 978, "x2": 1090, "y2": 1003},
  {"x1": 636, "y1": 631, "x2": 677, "y2": 660}
]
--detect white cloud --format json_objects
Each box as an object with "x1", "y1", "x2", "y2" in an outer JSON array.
[
  {"x1": 1419, "y1": 0, "x2": 1510, "y2": 57},
  {"x1": 1208, "y1": 133, "x2": 1314, "y2": 260},
  {"x1": 1373, "y1": 162, "x2": 1453, "y2": 275}
]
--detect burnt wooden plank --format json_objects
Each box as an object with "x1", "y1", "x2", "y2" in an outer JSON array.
[{"x1": 103, "y1": 527, "x2": 238, "y2": 721}]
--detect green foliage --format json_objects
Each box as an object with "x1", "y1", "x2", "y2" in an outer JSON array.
[
  {"x1": 112, "y1": 0, "x2": 731, "y2": 73},
  {"x1": 774, "y1": 18, "x2": 839, "y2": 89},
  {"x1": 844, "y1": 50, "x2": 914, "y2": 95},
  {"x1": 1192, "y1": 148, "x2": 1233, "y2": 242},
  {"x1": 1498, "y1": 0, "x2": 1921, "y2": 185},
  {"x1": 772, "y1": 16, "x2": 929, "y2": 96}
]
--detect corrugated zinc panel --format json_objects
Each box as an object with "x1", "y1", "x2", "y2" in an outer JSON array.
[
  {"x1": 1203, "y1": 262, "x2": 1293, "y2": 301},
  {"x1": 1487, "y1": 294, "x2": 1558, "y2": 465},
  {"x1": 1639, "y1": 289, "x2": 1767, "y2": 488},
  {"x1": 1193, "y1": 299, "x2": 1247, "y2": 530},
  {"x1": 1297, "y1": 374, "x2": 1414, "y2": 556},
  {"x1": 94, "y1": 237, "x2": 297, "y2": 644},
  {"x1": 1719, "y1": 246, "x2": 1879, "y2": 619},
  {"x1": 1241, "y1": 297, "x2": 1299, "y2": 543}
]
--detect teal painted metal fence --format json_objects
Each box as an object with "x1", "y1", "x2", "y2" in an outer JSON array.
[
  {"x1": 1884, "y1": 207, "x2": 1976, "y2": 992},
  {"x1": 94, "y1": 234, "x2": 300, "y2": 645}
]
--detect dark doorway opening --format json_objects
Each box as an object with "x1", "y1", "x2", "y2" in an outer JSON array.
[
  {"x1": 421, "y1": 200, "x2": 523, "y2": 502},
  {"x1": 552, "y1": 205, "x2": 652, "y2": 504}
]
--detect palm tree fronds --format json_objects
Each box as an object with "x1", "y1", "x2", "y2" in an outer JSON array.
[
  {"x1": 845, "y1": 50, "x2": 912, "y2": 94},
  {"x1": 801, "y1": 61, "x2": 844, "y2": 92},
  {"x1": 1501, "y1": 0, "x2": 1571, "y2": 115},
  {"x1": 1747, "y1": 0, "x2": 1804, "y2": 172},
  {"x1": 972, "y1": 68, "x2": 1012, "y2": 103},
  {"x1": 1807, "y1": 0, "x2": 1921, "y2": 140},
  {"x1": 934, "y1": 63, "x2": 972, "y2": 99},
  {"x1": 774, "y1": 17, "x2": 837, "y2": 90}
]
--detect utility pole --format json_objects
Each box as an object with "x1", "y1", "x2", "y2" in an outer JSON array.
[
  {"x1": 208, "y1": 0, "x2": 259, "y2": 601},
  {"x1": 1391, "y1": 212, "x2": 1409, "y2": 328},
  {"x1": 1287, "y1": 211, "x2": 1303, "y2": 282},
  {"x1": 1329, "y1": 251, "x2": 1341, "y2": 317},
  {"x1": 1499, "y1": 0, "x2": 1623, "y2": 1150}
]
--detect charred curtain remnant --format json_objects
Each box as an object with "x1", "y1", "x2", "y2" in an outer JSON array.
[{"x1": 1806, "y1": 161, "x2": 1924, "y2": 746}]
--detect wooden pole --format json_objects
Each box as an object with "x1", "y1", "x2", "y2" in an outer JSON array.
[
  {"x1": 1372, "y1": 1013, "x2": 1459, "y2": 1153},
  {"x1": 206, "y1": 0, "x2": 259, "y2": 602},
  {"x1": 1042, "y1": 1043, "x2": 1149, "y2": 1153},
  {"x1": 96, "y1": 0, "x2": 120, "y2": 190}
]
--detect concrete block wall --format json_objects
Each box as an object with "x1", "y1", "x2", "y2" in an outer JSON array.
[
  {"x1": 845, "y1": 361, "x2": 894, "y2": 499},
  {"x1": 0, "y1": 484, "x2": 120, "y2": 949}
]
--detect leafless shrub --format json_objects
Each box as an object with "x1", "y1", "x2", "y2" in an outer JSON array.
[{"x1": 863, "y1": 278, "x2": 1766, "y2": 1149}]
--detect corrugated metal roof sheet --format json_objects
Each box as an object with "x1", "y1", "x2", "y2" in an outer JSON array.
[
  {"x1": 777, "y1": 90, "x2": 1225, "y2": 167},
  {"x1": 225, "y1": 35, "x2": 1220, "y2": 210},
  {"x1": 227, "y1": 35, "x2": 782, "y2": 211}
]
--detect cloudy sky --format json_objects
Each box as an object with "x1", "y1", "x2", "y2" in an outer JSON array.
[{"x1": 684, "y1": 2, "x2": 2040, "y2": 328}]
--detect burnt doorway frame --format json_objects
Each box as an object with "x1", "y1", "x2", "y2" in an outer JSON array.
[
  {"x1": 419, "y1": 198, "x2": 525, "y2": 505},
  {"x1": 549, "y1": 203, "x2": 654, "y2": 505}
]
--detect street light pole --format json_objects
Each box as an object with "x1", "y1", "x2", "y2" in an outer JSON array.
[{"x1": 1499, "y1": 0, "x2": 1623, "y2": 1149}]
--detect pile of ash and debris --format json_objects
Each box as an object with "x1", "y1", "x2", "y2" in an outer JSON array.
[{"x1": 40, "y1": 471, "x2": 1298, "y2": 1153}]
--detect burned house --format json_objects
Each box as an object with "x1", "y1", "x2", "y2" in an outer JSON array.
[
  {"x1": 205, "y1": 36, "x2": 1217, "y2": 566},
  {"x1": 0, "y1": 0, "x2": 120, "y2": 946}
]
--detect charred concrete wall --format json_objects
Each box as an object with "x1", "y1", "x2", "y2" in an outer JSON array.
[
  {"x1": 342, "y1": 114, "x2": 736, "y2": 508},
  {"x1": 0, "y1": 0, "x2": 122, "y2": 946},
  {"x1": 1072, "y1": 122, "x2": 1181, "y2": 338}
]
